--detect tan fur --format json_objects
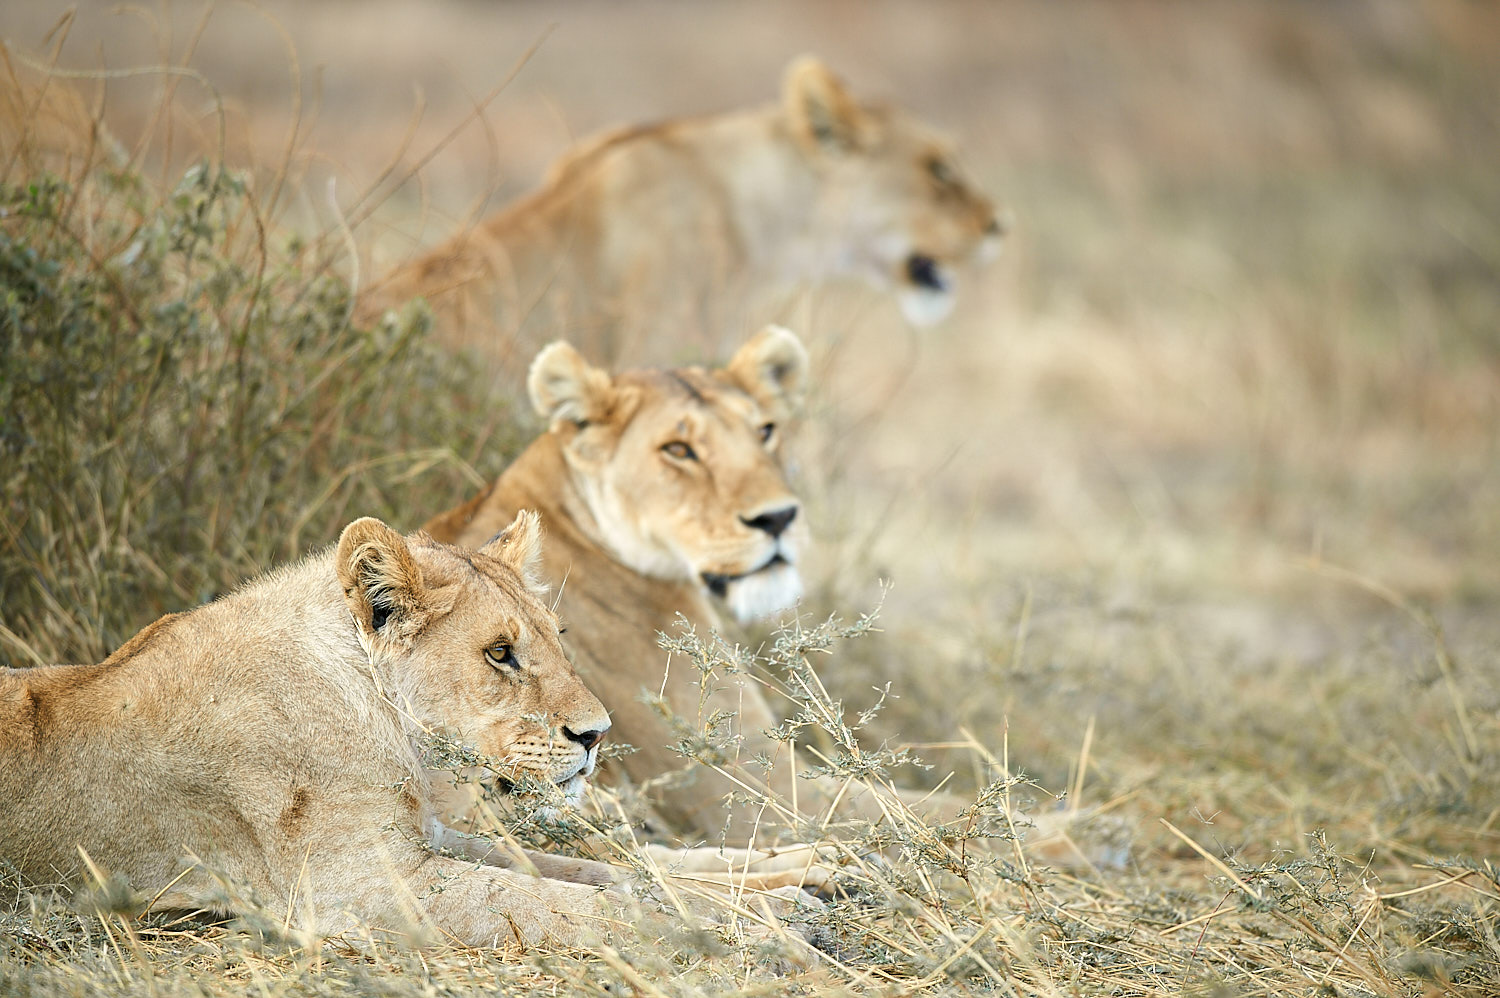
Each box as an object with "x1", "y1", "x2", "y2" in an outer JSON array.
[
  {"x1": 359, "y1": 55, "x2": 1004, "y2": 366},
  {"x1": 0, "y1": 515, "x2": 667, "y2": 949},
  {"x1": 424, "y1": 329, "x2": 965, "y2": 843}
]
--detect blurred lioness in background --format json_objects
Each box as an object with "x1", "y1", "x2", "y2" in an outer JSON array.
[{"x1": 360, "y1": 55, "x2": 1004, "y2": 369}]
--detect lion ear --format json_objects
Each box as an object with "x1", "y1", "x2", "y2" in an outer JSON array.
[
  {"x1": 479, "y1": 509, "x2": 547, "y2": 598},
  {"x1": 783, "y1": 55, "x2": 872, "y2": 153},
  {"x1": 528, "y1": 341, "x2": 614, "y2": 431},
  {"x1": 336, "y1": 518, "x2": 447, "y2": 643},
  {"x1": 725, "y1": 325, "x2": 810, "y2": 423}
]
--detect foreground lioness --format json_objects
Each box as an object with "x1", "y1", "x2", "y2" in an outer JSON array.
[
  {"x1": 0, "y1": 514, "x2": 667, "y2": 948},
  {"x1": 424, "y1": 327, "x2": 964, "y2": 842},
  {"x1": 360, "y1": 56, "x2": 1004, "y2": 365}
]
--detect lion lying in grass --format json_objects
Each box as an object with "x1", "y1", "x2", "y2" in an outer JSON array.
[
  {"x1": 0, "y1": 513, "x2": 814, "y2": 950},
  {"x1": 423, "y1": 327, "x2": 969, "y2": 845},
  {"x1": 360, "y1": 55, "x2": 1004, "y2": 364}
]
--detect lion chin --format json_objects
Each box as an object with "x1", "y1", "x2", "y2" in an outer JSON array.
[
  {"x1": 898, "y1": 254, "x2": 958, "y2": 326},
  {"x1": 723, "y1": 561, "x2": 804, "y2": 624}
]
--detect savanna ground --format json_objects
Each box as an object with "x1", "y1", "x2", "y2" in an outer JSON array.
[{"x1": 3, "y1": 1, "x2": 1499, "y2": 994}]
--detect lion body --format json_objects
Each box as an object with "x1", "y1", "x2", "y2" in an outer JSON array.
[
  {"x1": 361, "y1": 57, "x2": 1002, "y2": 367},
  {"x1": 0, "y1": 517, "x2": 639, "y2": 948},
  {"x1": 424, "y1": 330, "x2": 963, "y2": 843}
]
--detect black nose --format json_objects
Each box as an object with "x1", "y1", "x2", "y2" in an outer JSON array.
[
  {"x1": 984, "y1": 215, "x2": 1006, "y2": 237},
  {"x1": 741, "y1": 505, "x2": 798, "y2": 538},
  {"x1": 906, "y1": 254, "x2": 942, "y2": 290},
  {"x1": 563, "y1": 726, "x2": 606, "y2": 751}
]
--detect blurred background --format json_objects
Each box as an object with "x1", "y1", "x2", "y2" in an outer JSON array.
[{"x1": 4, "y1": 0, "x2": 1498, "y2": 864}]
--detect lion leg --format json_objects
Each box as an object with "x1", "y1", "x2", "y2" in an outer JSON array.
[
  {"x1": 380, "y1": 852, "x2": 641, "y2": 949},
  {"x1": 639, "y1": 841, "x2": 841, "y2": 894},
  {"x1": 403, "y1": 852, "x2": 819, "y2": 965},
  {"x1": 429, "y1": 821, "x2": 622, "y2": 887}
]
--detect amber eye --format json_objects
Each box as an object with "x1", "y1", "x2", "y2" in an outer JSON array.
[
  {"x1": 485, "y1": 642, "x2": 517, "y2": 669},
  {"x1": 661, "y1": 441, "x2": 697, "y2": 461},
  {"x1": 927, "y1": 157, "x2": 957, "y2": 187},
  {"x1": 759, "y1": 422, "x2": 775, "y2": 444}
]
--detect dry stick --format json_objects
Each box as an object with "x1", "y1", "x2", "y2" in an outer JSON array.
[
  {"x1": 0, "y1": 621, "x2": 47, "y2": 667},
  {"x1": 1272, "y1": 908, "x2": 1396, "y2": 996},
  {"x1": 13, "y1": 58, "x2": 229, "y2": 169},
  {"x1": 1154, "y1": 828, "x2": 1398, "y2": 997},
  {"x1": 9, "y1": 10, "x2": 75, "y2": 179},
  {"x1": 139, "y1": 862, "x2": 203, "y2": 917},
  {"x1": 325, "y1": 172, "x2": 363, "y2": 316},
  {"x1": 594, "y1": 946, "x2": 673, "y2": 998},
  {"x1": 341, "y1": 25, "x2": 555, "y2": 235},
  {"x1": 158, "y1": 2, "x2": 215, "y2": 190},
  {"x1": 74, "y1": 846, "x2": 133, "y2": 989},
  {"x1": 1304, "y1": 558, "x2": 1480, "y2": 767},
  {"x1": 1069, "y1": 714, "x2": 1095, "y2": 813},
  {"x1": 245, "y1": 5, "x2": 304, "y2": 223},
  {"x1": 958, "y1": 724, "x2": 1038, "y2": 890},
  {"x1": 1409, "y1": 864, "x2": 1500, "y2": 904},
  {"x1": 1159, "y1": 818, "x2": 1263, "y2": 901},
  {"x1": 1319, "y1": 892, "x2": 1386, "y2": 990},
  {"x1": 1186, "y1": 889, "x2": 1234, "y2": 978}
]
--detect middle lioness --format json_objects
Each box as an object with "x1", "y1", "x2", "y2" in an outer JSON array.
[{"x1": 424, "y1": 327, "x2": 958, "y2": 841}]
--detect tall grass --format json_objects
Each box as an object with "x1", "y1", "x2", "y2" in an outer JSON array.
[{"x1": 0, "y1": 79, "x2": 519, "y2": 666}]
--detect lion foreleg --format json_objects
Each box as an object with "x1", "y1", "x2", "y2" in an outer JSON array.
[
  {"x1": 395, "y1": 853, "x2": 644, "y2": 949},
  {"x1": 429, "y1": 821, "x2": 622, "y2": 887}
]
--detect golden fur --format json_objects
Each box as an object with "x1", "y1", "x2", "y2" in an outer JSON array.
[
  {"x1": 360, "y1": 56, "x2": 1004, "y2": 365},
  {"x1": 424, "y1": 328, "x2": 964, "y2": 842},
  {"x1": 0, "y1": 514, "x2": 667, "y2": 948}
]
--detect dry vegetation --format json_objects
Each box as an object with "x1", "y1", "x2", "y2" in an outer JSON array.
[{"x1": 3, "y1": 1, "x2": 1499, "y2": 995}]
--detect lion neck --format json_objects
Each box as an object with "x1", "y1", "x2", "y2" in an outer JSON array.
[
  {"x1": 225, "y1": 553, "x2": 438, "y2": 768},
  {"x1": 493, "y1": 434, "x2": 720, "y2": 626},
  {"x1": 697, "y1": 109, "x2": 850, "y2": 284}
]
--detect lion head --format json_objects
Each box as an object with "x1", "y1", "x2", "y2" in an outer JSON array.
[
  {"x1": 527, "y1": 326, "x2": 810, "y2": 624},
  {"x1": 782, "y1": 55, "x2": 1006, "y2": 326},
  {"x1": 335, "y1": 513, "x2": 610, "y2": 798}
]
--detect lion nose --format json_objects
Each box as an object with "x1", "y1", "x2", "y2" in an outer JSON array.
[
  {"x1": 563, "y1": 726, "x2": 607, "y2": 751},
  {"x1": 741, "y1": 505, "x2": 798, "y2": 539}
]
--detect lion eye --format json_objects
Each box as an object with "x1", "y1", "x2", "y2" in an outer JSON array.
[
  {"x1": 927, "y1": 157, "x2": 957, "y2": 187},
  {"x1": 485, "y1": 642, "x2": 518, "y2": 669},
  {"x1": 758, "y1": 422, "x2": 775, "y2": 444},
  {"x1": 661, "y1": 441, "x2": 697, "y2": 461}
]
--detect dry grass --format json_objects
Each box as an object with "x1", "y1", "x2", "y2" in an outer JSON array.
[{"x1": 3, "y1": 1, "x2": 1499, "y2": 994}]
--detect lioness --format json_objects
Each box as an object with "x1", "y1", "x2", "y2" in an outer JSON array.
[
  {"x1": 360, "y1": 55, "x2": 1004, "y2": 365},
  {"x1": 424, "y1": 327, "x2": 962, "y2": 842},
  {"x1": 0, "y1": 514, "x2": 695, "y2": 948}
]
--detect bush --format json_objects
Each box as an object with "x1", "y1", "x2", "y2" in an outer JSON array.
[{"x1": 0, "y1": 158, "x2": 519, "y2": 666}]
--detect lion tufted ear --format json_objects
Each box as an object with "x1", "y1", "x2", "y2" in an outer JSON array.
[
  {"x1": 782, "y1": 55, "x2": 873, "y2": 153},
  {"x1": 336, "y1": 518, "x2": 450, "y2": 644},
  {"x1": 528, "y1": 341, "x2": 614, "y2": 431},
  {"x1": 479, "y1": 509, "x2": 547, "y2": 599},
  {"x1": 725, "y1": 325, "x2": 810, "y2": 423}
]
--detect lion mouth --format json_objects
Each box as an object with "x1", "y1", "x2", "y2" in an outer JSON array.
[
  {"x1": 897, "y1": 254, "x2": 957, "y2": 326},
  {"x1": 489, "y1": 754, "x2": 596, "y2": 797},
  {"x1": 701, "y1": 552, "x2": 789, "y2": 598}
]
